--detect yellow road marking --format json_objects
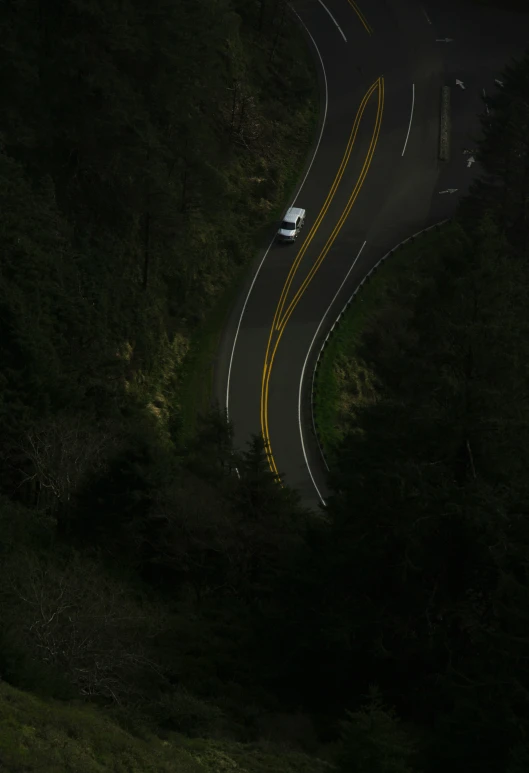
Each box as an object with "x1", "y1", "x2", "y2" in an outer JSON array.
[
  {"x1": 278, "y1": 81, "x2": 384, "y2": 332},
  {"x1": 261, "y1": 77, "x2": 385, "y2": 476},
  {"x1": 273, "y1": 79, "x2": 379, "y2": 332},
  {"x1": 258, "y1": 78, "x2": 379, "y2": 478},
  {"x1": 347, "y1": 0, "x2": 373, "y2": 34}
]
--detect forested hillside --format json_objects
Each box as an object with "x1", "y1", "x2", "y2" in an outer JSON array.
[
  {"x1": 0, "y1": 0, "x2": 331, "y2": 769},
  {"x1": 0, "y1": 680, "x2": 338, "y2": 773},
  {"x1": 309, "y1": 47, "x2": 529, "y2": 772},
  {"x1": 2, "y1": 0, "x2": 529, "y2": 771},
  {"x1": 0, "y1": 0, "x2": 318, "y2": 460}
]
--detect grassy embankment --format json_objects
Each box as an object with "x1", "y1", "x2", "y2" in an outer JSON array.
[
  {"x1": 313, "y1": 225, "x2": 453, "y2": 466},
  {"x1": 0, "y1": 680, "x2": 332, "y2": 773}
]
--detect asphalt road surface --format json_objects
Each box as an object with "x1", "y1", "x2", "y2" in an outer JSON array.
[{"x1": 214, "y1": 0, "x2": 528, "y2": 509}]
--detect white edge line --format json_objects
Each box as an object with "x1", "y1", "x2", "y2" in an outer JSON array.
[
  {"x1": 401, "y1": 83, "x2": 415, "y2": 157},
  {"x1": 298, "y1": 241, "x2": 367, "y2": 506},
  {"x1": 422, "y1": 8, "x2": 432, "y2": 25},
  {"x1": 316, "y1": 0, "x2": 347, "y2": 42},
  {"x1": 225, "y1": 7, "x2": 329, "y2": 422},
  {"x1": 304, "y1": 218, "x2": 451, "y2": 504}
]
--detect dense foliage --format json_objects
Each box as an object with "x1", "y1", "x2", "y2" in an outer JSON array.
[
  {"x1": 309, "y1": 47, "x2": 529, "y2": 772},
  {"x1": 0, "y1": 0, "x2": 326, "y2": 764},
  {"x1": 0, "y1": 680, "x2": 333, "y2": 772},
  {"x1": 1, "y1": 0, "x2": 529, "y2": 770}
]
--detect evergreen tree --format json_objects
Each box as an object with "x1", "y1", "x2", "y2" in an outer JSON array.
[
  {"x1": 335, "y1": 689, "x2": 419, "y2": 773},
  {"x1": 229, "y1": 434, "x2": 308, "y2": 599}
]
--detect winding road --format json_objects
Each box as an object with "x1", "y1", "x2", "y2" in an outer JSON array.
[{"x1": 214, "y1": 0, "x2": 528, "y2": 509}]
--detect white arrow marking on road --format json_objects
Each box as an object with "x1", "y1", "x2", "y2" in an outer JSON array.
[
  {"x1": 495, "y1": 79, "x2": 504, "y2": 88},
  {"x1": 316, "y1": 0, "x2": 347, "y2": 42},
  {"x1": 439, "y1": 188, "x2": 458, "y2": 194},
  {"x1": 467, "y1": 156, "x2": 476, "y2": 168},
  {"x1": 436, "y1": 38, "x2": 454, "y2": 43},
  {"x1": 456, "y1": 79, "x2": 466, "y2": 89}
]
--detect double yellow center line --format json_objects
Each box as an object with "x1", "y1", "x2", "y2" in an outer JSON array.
[
  {"x1": 260, "y1": 76, "x2": 385, "y2": 477},
  {"x1": 347, "y1": 0, "x2": 373, "y2": 35}
]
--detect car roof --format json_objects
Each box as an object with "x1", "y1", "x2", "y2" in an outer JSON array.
[{"x1": 284, "y1": 206, "x2": 305, "y2": 219}]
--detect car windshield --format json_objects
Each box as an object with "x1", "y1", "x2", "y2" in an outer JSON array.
[{"x1": 281, "y1": 221, "x2": 295, "y2": 231}]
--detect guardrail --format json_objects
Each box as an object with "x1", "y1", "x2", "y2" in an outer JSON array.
[{"x1": 311, "y1": 219, "x2": 451, "y2": 472}]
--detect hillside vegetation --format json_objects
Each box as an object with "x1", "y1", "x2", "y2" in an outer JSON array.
[
  {"x1": 0, "y1": 0, "x2": 331, "y2": 768},
  {"x1": 0, "y1": 680, "x2": 334, "y2": 773},
  {"x1": 309, "y1": 48, "x2": 529, "y2": 772},
  {"x1": 1, "y1": 0, "x2": 529, "y2": 771},
  {"x1": 0, "y1": 0, "x2": 318, "y2": 454}
]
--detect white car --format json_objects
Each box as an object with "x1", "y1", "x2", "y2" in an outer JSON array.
[{"x1": 277, "y1": 207, "x2": 306, "y2": 243}]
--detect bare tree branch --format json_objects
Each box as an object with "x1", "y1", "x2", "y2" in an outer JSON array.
[{"x1": 4, "y1": 551, "x2": 167, "y2": 704}]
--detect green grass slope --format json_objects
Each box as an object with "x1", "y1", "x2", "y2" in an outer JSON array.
[
  {"x1": 0, "y1": 680, "x2": 333, "y2": 773},
  {"x1": 313, "y1": 225, "x2": 452, "y2": 464}
]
